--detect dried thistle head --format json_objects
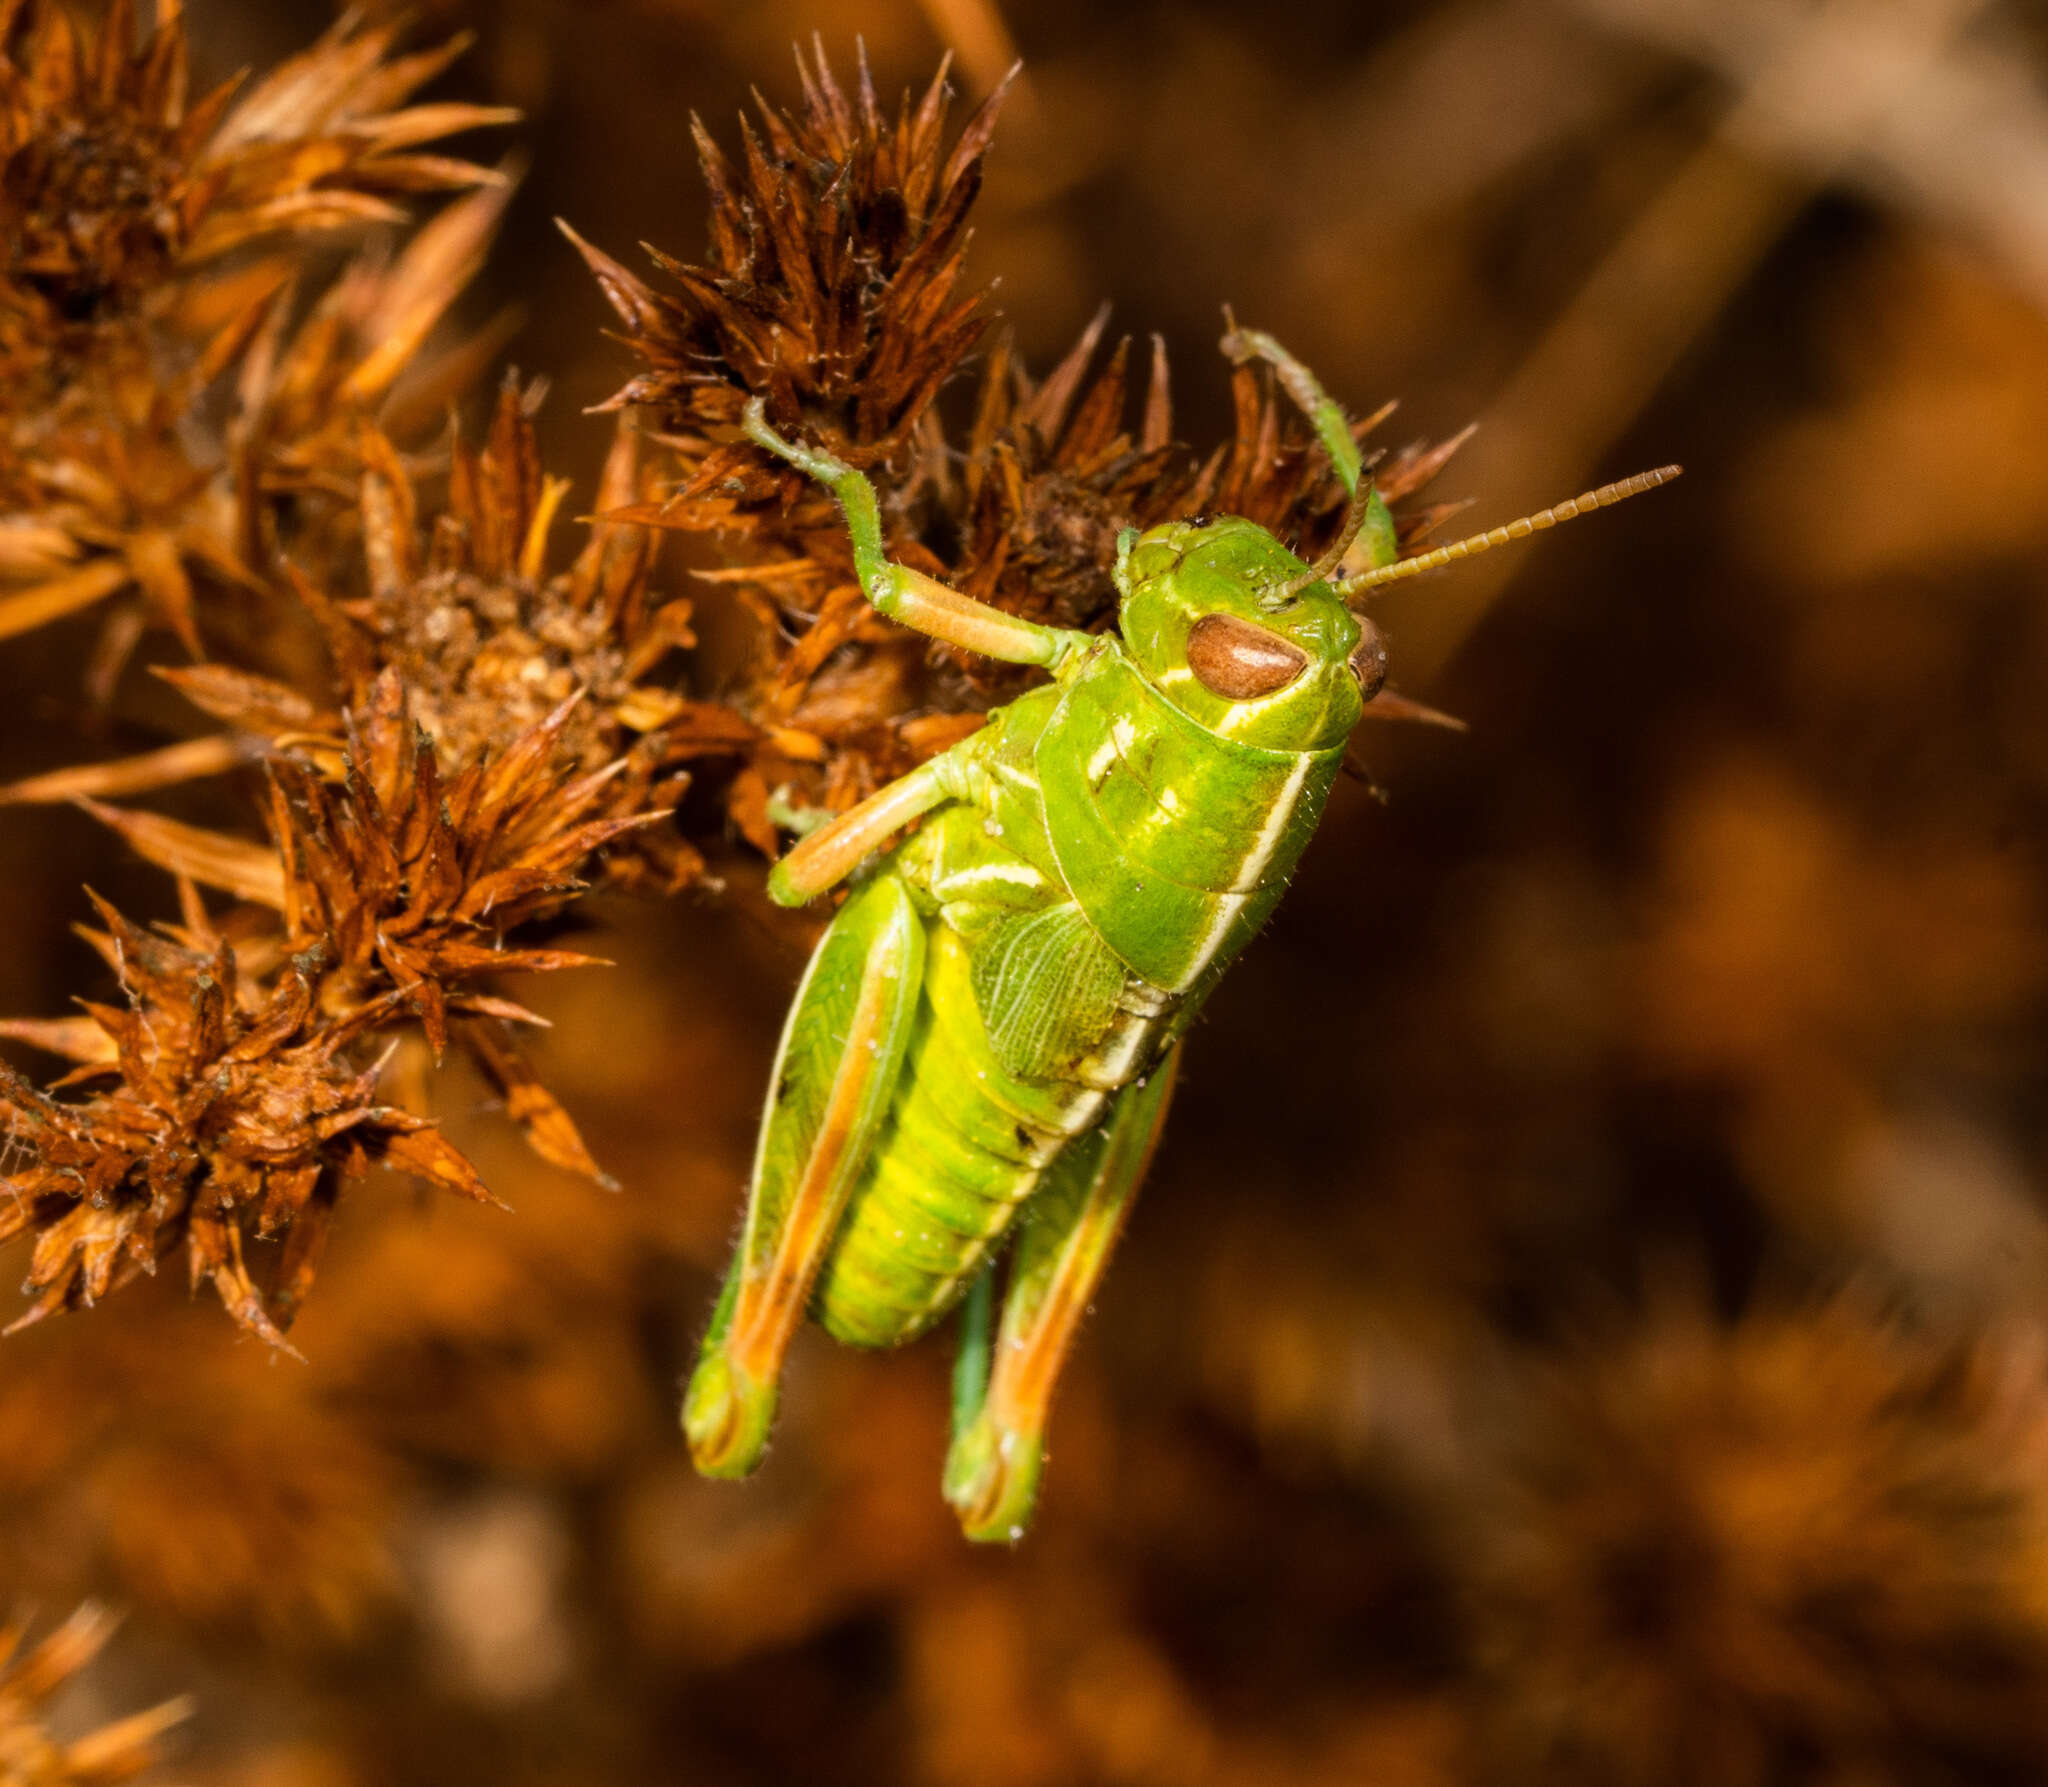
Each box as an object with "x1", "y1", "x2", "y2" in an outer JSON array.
[
  {"x1": 0, "y1": 0, "x2": 514, "y2": 670},
  {"x1": 0, "y1": 890, "x2": 494, "y2": 1343},
  {"x1": 566, "y1": 47, "x2": 1470, "y2": 825},
  {"x1": 567, "y1": 40, "x2": 1003, "y2": 467},
  {"x1": 332, "y1": 379, "x2": 702, "y2": 782},
  {"x1": 0, "y1": 1604, "x2": 188, "y2": 1786},
  {"x1": 1, "y1": 378, "x2": 728, "y2": 1342},
  {"x1": 0, "y1": 0, "x2": 509, "y2": 346},
  {"x1": 0, "y1": 563, "x2": 694, "y2": 1343},
  {"x1": 1462, "y1": 1297, "x2": 2048, "y2": 1787},
  {"x1": 555, "y1": 45, "x2": 1021, "y2": 817},
  {"x1": 1, "y1": 0, "x2": 195, "y2": 339},
  {"x1": 46, "y1": 658, "x2": 668, "y2": 1133},
  {"x1": 146, "y1": 377, "x2": 736, "y2": 893},
  {"x1": 260, "y1": 672, "x2": 671, "y2": 1049}
]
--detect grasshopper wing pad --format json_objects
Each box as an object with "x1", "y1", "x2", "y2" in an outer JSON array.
[{"x1": 969, "y1": 901, "x2": 1127, "y2": 1082}]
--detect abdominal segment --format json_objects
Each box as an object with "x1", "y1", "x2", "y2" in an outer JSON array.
[{"x1": 811, "y1": 922, "x2": 1106, "y2": 1347}]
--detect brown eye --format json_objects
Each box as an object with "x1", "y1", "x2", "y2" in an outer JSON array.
[
  {"x1": 1186, "y1": 613, "x2": 1308, "y2": 700},
  {"x1": 1349, "y1": 618, "x2": 1387, "y2": 701}
]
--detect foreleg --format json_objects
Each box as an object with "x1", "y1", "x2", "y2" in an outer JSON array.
[{"x1": 743, "y1": 399, "x2": 1090, "y2": 669}]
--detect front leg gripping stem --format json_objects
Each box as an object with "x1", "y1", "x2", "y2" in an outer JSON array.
[{"x1": 742, "y1": 399, "x2": 1086, "y2": 672}]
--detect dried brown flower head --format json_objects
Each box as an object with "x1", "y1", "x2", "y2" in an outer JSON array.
[
  {"x1": 566, "y1": 47, "x2": 1469, "y2": 823},
  {"x1": 0, "y1": 394, "x2": 718, "y2": 1338},
  {"x1": 1, "y1": 0, "x2": 195, "y2": 339},
  {"x1": 0, "y1": 1604, "x2": 187, "y2": 1786},
  {"x1": 0, "y1": 0, "x2": 508, "y2": 345},
  {"x1": 567, "y1": 41, "x2": 1002, "y2": 464},
  {"x1": 146, "y1": 377, "x2": 737, "y2": 891},
  {"x1": 1463, "y1": 1297, "x2": 2048, "y2": 1787},
  {"x1": 0, "y1": 0, "x2": 514, "y2": 669},
  {"x1": 0, "y1": 890, "x2": 493, "y2": 1344},
  {"x1": 258, "y1": 673, "x2": 665, "y2": 1051},
  {"x1": 0, "y1": 649, "x2": 691, "y2": 1336},
  {"x1": 310, "y1": 378, "x2": 719, "y2": 890}
]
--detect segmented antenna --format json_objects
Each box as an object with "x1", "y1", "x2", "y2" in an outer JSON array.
[
  {"x1": 1341, "y1": 465, "x2": 1682, "y2": 596},
  {"x1": 1267, "y1": 481, "x2": 1378, "y2": 603}
]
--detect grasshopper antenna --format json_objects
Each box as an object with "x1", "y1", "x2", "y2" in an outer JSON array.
[
  {"x1": 1268, "y1": 479, "x2": 1378, "y2": 603},
  {"x1": 1341, "y1": 465, "x2": 1682, "y2": 597}
]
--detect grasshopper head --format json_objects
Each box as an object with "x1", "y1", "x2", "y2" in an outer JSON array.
[{"x1": 1114, "y1": 517, "x2": 1382, "y2": 751}]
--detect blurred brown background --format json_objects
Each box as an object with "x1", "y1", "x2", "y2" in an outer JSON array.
[{"x1": 6, "y1": 0, "x2": 2048, "y2": 1782}]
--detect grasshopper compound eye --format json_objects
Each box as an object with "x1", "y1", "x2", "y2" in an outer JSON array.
[
  {"x1": 1349, "y1": 616, "x2": 1388, "y2": 701},
  {"x1": 1186, "y1": 612, "x2": 1308, "y2": 700}
]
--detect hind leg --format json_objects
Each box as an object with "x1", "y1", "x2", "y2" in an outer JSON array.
[
  {"x1": 944, "y1": 1044, "x2": 1182, "y2": 1542},
  {"x1": 685, "y1": 873, "x2": 927, "y2": 1475}
]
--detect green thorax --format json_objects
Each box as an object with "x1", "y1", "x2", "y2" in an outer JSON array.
[
  {"x1": 1034, "y1": 516, "x2": 1364, "y2": 992},
  {"x1": 925, "y1": 514, "x2": 1369, "y2": 1002},
  {"x1": 1033, "y1": 648, "x2": 1344, "y2": 993}
]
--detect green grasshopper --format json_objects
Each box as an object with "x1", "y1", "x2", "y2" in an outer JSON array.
[{"x1": 685, "y1": 329, "x2": 1677, "y2": 1541}]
